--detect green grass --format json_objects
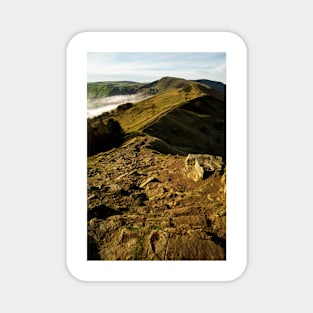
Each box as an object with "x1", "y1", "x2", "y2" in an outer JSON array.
[
  {"x1": 132, "y1": 235, "x2": 145, "y2": 260},
  {"x1": 104, "y1": 83, "x2": 208, "y2": 133},
  {"x1": 125, "y1": 224, "x2": 162, "y2": 260},
  {"x1": 87, "y1": 81, "x2": 145, "y2": 99}
]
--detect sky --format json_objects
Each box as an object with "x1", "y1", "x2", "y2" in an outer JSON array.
[{"x1": 87, "y1": 52, "x2": 226, "y2": 83}]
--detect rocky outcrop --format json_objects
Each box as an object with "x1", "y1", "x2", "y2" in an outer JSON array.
[
  {"x1": 184, "y1": 154, "x2": 224, "y2": 182},
  {"x1": 87, "y1": 135, "x2": 226, "y2": 260}
]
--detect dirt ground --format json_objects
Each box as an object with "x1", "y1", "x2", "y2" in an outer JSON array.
[{"x1": 87, "y1": 134, "x2": 226, "y2": 260}]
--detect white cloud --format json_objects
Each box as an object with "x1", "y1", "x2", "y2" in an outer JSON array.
[{"x1": 87, "y1": 53, "x2": 226, "y2": 83}]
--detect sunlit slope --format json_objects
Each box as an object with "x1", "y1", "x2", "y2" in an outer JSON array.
[
  {"x1": 107, "y1": 82, "x2": 213, "y2": 133},
  {"x1": 87, "y1": 76, "x2": 225, "y2": 101},
  {"x1": 90, "y1": 77, "x2": 226, "y2": 157}
]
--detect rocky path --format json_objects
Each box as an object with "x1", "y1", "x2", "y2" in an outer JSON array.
[{"x1": 87, "y1": 134, "x2": 226, "y2": 260}]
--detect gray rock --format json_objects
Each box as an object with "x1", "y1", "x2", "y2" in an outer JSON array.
[
  {"x1": 185, "y1": 154, "x2": 223, "y2": 171},
  {"x1": 194, "y1": 159, "x2": 204, "y2": 180},
  {"x1": 184, "y1": 154, "x2": 223, "y2": 181}
]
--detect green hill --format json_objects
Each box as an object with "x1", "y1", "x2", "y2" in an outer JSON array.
[
  {"x1": 87, "y1": 81, "x2": 146, "y2": 99},
  {"x1": 87, "y1": 76, "x2": 225, "y2": 100},
  {"x1": 89, "y1": 77, "x2": 225, "y2": 157}
]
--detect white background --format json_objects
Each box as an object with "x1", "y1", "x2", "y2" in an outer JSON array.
[
  {"x1": 0, "y1": 1, "x2": 312, "y2": 312},
  {"x1": 67, "y1": 32, "x2": 247, "y2": 282}
]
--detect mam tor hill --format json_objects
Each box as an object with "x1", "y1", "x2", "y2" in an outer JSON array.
[{"x1": 87, "y1": 77, "x2": 227, "y2": 261}]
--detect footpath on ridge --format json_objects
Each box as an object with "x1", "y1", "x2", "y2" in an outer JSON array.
[{"x1": 88, "y1": 134, "x2": 226, "y2": 260}]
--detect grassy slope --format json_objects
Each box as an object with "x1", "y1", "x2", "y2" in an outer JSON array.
[
  {"x1": 86, "y1": 77, "x2": 189, "y2": 99},
  {"x1": 143, "y1": 95, "x2": 225, "y2": 156},
  {"x1": 87, "y1": 76, "x2": 223, "y2": 100},
  {"x1": 87, "y1": 81, "x2": 145, "y2": 99},
  {"x1": 106, "y1": 82, "x2": 209, "y2": 133},
  {"x1": 89, "y1": 77, "x2": 225, "y2": 156}
]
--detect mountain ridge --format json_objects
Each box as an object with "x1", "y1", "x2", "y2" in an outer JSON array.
[
  {"x1": 87, "y1": 76, "x2": 226, "y2": 260},
  {"x1": 87, "y1": 76, "x2": 225, "y2": 100},
  {"x1": 88, "y1": 76, "x2": 225, "y2": 157}
]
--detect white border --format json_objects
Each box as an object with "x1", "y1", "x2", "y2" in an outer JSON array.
[{"x1": 66, "y1": 32, "x2": 247, "y2": 281}]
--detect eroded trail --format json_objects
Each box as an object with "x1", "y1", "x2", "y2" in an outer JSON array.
[{"x1": 87, "y1": 134, "x2": 226, "y2": 260}]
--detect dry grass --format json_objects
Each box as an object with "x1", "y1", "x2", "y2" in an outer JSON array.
[{"x1": 99, "y1": 83, "x2": 207, "y2": 133}]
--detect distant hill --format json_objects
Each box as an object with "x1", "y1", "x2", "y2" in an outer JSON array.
[
  {"x1": 139, "y1": 76, "x2": 193, "y2": 93},
  {"x1": 195, "y1": 79, "x2": 226, "y2": 95},
  {"x1": 89, "y1": 76, "x2": 225, "y2": 157},
  {"x1": 87, "y1": 81, "x2": 145, "y2": 99},
  {"x1": 87, "y1": 76, "x2": 225, "y2": 100}
]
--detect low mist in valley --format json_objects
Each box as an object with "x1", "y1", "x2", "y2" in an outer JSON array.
[{"x1": 87, "y1": 93, "x2": 151, "y2": 118}]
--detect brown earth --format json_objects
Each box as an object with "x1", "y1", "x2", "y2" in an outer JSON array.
[{"x1": 87, "y1": 134, "x2": 226, "y2": 261}]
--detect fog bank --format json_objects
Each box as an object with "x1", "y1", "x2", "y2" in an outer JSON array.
[{"x1": 87, "y1": 93, "x2": 151, "y2": 118}]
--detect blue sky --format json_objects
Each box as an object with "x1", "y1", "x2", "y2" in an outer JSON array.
[{"x1": 87, "y1": 52, "x2": 226, "y2": 83}]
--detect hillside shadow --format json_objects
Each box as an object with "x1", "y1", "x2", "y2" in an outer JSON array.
[
  {"x1": 88, "y1": 204, "x2": 126, "y2": 220},
  {"x1": 88, "y1": 235, "x2": 100, "y2": 260},
  {"x1": 142, "y1": 96, "x2": 226, "y2": 158}
]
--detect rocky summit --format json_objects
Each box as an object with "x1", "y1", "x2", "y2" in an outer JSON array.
[{"x1": 87, "y1": 77, "x2": 226, "y2": 261}]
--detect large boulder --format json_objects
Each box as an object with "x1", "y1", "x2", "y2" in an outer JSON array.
[{"x1": 184, "y1": 154, "x2": 223, "y2": 181}]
